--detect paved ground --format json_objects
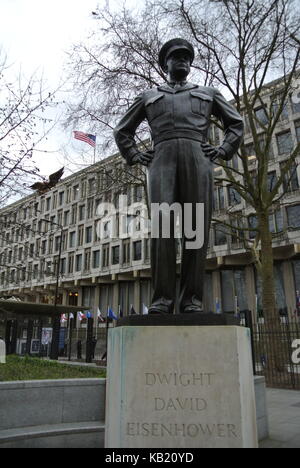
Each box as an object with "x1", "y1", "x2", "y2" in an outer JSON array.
[{"x1": 260, "y1": 388, "x2": 300, "y2": 448}]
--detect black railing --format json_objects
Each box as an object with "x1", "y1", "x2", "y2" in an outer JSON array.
[{"x1": 240, "y1": 311, "x2": 300, "y2": 390}]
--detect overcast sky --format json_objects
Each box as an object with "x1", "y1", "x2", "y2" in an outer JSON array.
[{"x1": 0, "y1": 0, "x2": 108, "y2": 181}]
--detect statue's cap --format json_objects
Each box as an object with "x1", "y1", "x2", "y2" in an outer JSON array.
[{"x1": 159, "y1": 38, "x2": 194, "y2": 72}]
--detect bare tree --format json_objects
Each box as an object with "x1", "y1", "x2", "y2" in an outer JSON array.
[
  {"x1": 0, "y1": 49, "x2": 58, "y2": 207},
  {"x1": 67, "y1": 0, "x2": 300, "y2": 374}
]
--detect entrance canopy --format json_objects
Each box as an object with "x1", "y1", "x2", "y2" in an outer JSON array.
[{"x1": 0, "y1": 300, "x2": 90, "y2": 320}]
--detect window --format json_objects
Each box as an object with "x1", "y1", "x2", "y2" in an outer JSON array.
[
  {"x1": 287, "y1": 205, "x2": 300, "y2": 229},
  {"x1": 76, "y1": 254, "x2": 82, "y2": 272},
  {"x1": 68, "y1": 254, "x2": 74, "y2": 274},
  {"x1": 46, "y1": 198, "x2": 51, "y2": 211},
  {"x1": 78, "y1": 225, "x2": 84, "y2": 246},
  {"x1": 133, "y1": 241, "x2": 142, "y2": 261},
  {"x1": 291, "y1": 93, "x2": 300, "y2": 114},
  {"x1": 66, "y1": 187, "x2": 72, "y2": 204},
  {"x1": 248, "y1": 214, "x2": 258, "y2": 239},
  {"x1": 102, "y1": 244, "x2": 110, "y2": 268},
  {"x1": 112, "y1": 245, "x2": 120, "y2": 265},
  {"x1": 144, "y1": 238, "x2": 151, "y2": 262},
  {"x1": 73, "y1": 185, "x2": 80, "y2": 200},
  {"x1": 271, "y1": 97, "x2": 289, "y2": 121},
  {"x1": 48, "y1": 237, "x2": 53, "y2": 254},
  {"x1": 228, "y1": 186, "x2": 241, "y2": 206},
  {"x1": 57, "y1": 210, "x2": 63, "y2": 227},
  {"x1": 133, "y1": 186, "x2": 143, "y2": 203},
  {"x1": 69, "y1": 231, "x2": 76, "y2": 248},
  {"x1": 269, "y1": 210, "x2": 283, "y2": 233},
  {"x1": 276, "y1": 130, "x2": 294, "y2": 155},
  {"x1": 103, "y1": 221, "x2": 111, "y2": 239},
  {"x1": 55, "y1": 236, "x2": 61, "y2": 252},
  {"x1": 79, "y1": 205, "x2": 85, "y2": 221},
  {"x1": 85, "y1": 226, "x2": 93, "y2": 244},
  {"x1": 81, "y1": 180, "x2": 87, "y2": 199},
  {"x1": 213, "y1": 186, "x2": 225, "y2": 211},
  {"x1": 293, "y1": 260, "x2": 300, "y2": 293},
  {"x1": 230, "y1": 215, "x2": 245, "y2": 245},
  {"x1": 60, "y1": 258, "x2": 66, "y2": 275},
  {"x1": 255, "y1": 107, "x2": 268, "y2": 127},
  {"x1": 214, "y1": 224, "x2": 227, "y2": 246},
  {"x1": 92, "y1": 250, "x2": 100, "y2": 269},
  {"x1": 87, "y1": 198, "x2": 94, "y2": 219},
  {"x1": 58, "y1": 191, "x2": 65, "y2": 206},
  {"x1": 84, "y1": 249, "x2": 91, "y2": 271},
  {"x1": 88, "y1": 179, "x2": 96, "y2": 195},
  {"x1": 267, "y1": 171, "x2": 277, "y2": 192},
  {"x1": 122, "y1": 240, "x2": 131, "y2": 265},
  {"x1": 71, "y1": 205, "x2": 77, "y2": 225},
  {"x1": 63, "y1": 211, "x2": 70, "y2": 227},
  {"x1": 280, "y1": 162, "x2": 299, "y2": 192}
]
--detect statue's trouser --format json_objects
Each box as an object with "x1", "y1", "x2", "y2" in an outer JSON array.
[{"x1": 148, "y1": 138, "x2": 214, "y2": 313}]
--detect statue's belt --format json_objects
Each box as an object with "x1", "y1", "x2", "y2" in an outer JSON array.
[{"x1": 154, "y1": 130, "x2": 207, "y2": 146}]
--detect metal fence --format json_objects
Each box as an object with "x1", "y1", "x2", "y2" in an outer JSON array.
[{"x1": 241, "y1": 310, "x2": 300, "y2": 390}]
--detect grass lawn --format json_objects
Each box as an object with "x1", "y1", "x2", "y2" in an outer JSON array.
[{"x1": 0, "y1": 355, "x2": 106, "y2": 381}]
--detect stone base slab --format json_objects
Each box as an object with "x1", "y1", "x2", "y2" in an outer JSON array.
[{"x1": 105, "y1": 325, "x2": 258, "y2": 448}]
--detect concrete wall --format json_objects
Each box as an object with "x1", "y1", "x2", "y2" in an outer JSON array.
[
  {"x1": 254, "y1": 376, "x2": 269, "y2": 441},
  {"x1": 0, "y1": 378, "x2": 105, "y2": 430},
  {"x1": 0, "y1": 376, "x2": 268, "y2": 447}
]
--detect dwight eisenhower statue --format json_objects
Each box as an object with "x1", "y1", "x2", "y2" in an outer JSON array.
[{"x1": 114, "y1": 38, "x2": 244, "y2": 315}]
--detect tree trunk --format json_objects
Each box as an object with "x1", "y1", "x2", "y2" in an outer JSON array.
[{"x1": 259, "y1": 212, "x2": 287, "y2": 380}]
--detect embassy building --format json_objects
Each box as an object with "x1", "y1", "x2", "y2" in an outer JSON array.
[{"x1": 0, "y1": 85, "x2": 300, "y2": 326}]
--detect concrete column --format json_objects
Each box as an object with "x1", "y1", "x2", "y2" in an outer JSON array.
[
  {"x1": 112, "y1": 282, "x2": 119, "y2": 314},
  {"x1": 212, "y1": 270, "x2": 222, "y2": 313},
  {"x1": 134, "y1": 278, "x2": 140, "y2": 314},
  {"x1": 282, "y1": 261, "x2": 296, "y2": 317}
]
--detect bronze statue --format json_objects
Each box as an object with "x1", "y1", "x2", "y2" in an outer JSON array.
[{"x1": 114, "y1": 38, "x2": 244, "y2": 315}]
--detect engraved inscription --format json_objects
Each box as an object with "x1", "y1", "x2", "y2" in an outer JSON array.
[
  {"x1": 125, "y1": 370, "x2": 240, "y2": 441},
  {"x1": 154, "y1": 397, "x2": 207, "y2": 411},
  {"x1": 126, "y1": 422, "x2": 238, "y2": 438},
  {"x1": 145, "y1": 372, "x2": 214, "y2": 386}
]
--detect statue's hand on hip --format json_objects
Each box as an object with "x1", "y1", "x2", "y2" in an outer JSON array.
[
  {"x1": 201, "y1": 143, "x2": 227, "y2": 161},
  {"x1": 131, "y1": 150, "x2": 155, "y2": 167}
]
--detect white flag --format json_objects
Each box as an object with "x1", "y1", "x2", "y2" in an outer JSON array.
[
  {"x1": 60, "y1": 314, "x2": 67, "y2": 323},
  {"x1": 142, "y1": 304, "x2": 149, "y2": 315},
  {"x1": 97, "y1": 308, "x2": 105, "y2": 322}
]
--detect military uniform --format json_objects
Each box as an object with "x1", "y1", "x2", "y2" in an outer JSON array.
[{"x1": 114, "y1": 81, "x2": 244, "y2": 314}]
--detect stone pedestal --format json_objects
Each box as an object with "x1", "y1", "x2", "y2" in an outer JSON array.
[
  {"x1": 105, "y1": 325, "x2": 258, "y2": 448},
  {"x1": 0, "y1": 339, "x2": 5, "y2": 364}
]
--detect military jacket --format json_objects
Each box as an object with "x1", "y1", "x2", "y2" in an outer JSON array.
[{"x1": 114, "y1": 82, "x2": 244, "y2": 165}]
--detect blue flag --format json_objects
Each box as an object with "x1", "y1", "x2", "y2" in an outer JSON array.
[
  {"x1": 108, "y1": 307, "x2": 118, "y2": 320},
  {"x1": 86, "y1": 311, "x2": 92, "y2": 319}
]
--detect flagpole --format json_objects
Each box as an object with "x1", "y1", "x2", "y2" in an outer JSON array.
[
  {"x1": 104, "y1": 307, "x2": 109, "y2": 362},
  {"x1": 95, "y1": 311, "x2": 98, "y2": 341},
  {"x1": 93, "y1": 140, "x2": 96, "y2": 165}
]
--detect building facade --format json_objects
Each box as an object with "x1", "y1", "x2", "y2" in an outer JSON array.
[{"x1": 0, "y1": 81, "x2": 300, "y2": 325}]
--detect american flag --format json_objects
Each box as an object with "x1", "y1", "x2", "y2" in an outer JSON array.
[{"x1": 73, "y1": 131, "x2": 96, "y2": 148}]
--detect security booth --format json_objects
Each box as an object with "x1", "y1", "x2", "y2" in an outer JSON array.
[{"x1": 0, "y1": 300, "x2": 89, "y2": 360}]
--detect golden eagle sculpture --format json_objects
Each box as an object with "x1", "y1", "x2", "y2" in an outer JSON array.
[{"x1": 30, "y1": 167, "x2": 64, "y2": 194}]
